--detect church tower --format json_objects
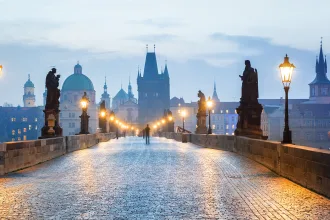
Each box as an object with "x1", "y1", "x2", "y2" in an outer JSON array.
[
  {"x1": 137, "y1": 45, "x2": 170, "y2": 124},
  {"x1": 309, "y1": 39, "x2": 330, "y2": 103},
  {"x1": 100, "y1": 76, "x2": 111, "y2": 109},
  {"x1": 23, "y1": 74, "x2": 36, "y2": 107}
]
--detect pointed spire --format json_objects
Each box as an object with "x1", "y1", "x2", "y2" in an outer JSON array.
[
  {"x1": 163, "y1": 60, "x2": 169, "y2": 77},
  {"x1": 325, "y1": 55, "x2": 328, "y2": 74},
  {"x1": 154, "y1": 44, "x2": 156, "y2": 52},
  {"x1": 319, "y1": 37, "x2": 325, "y2": 65},
  {"x1": 146, "y1": 44, "x2": 148, "y2": 53},
  {"x1": 212, "y1": 80, "x2": 220, "y2": 102},
  {"x1": 28, "y1": 74, "x2": 30, "y2": 81}
]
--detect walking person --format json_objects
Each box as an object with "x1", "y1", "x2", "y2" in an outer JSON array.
[
  {"x1": 116, "y1": 128, "x2": 119, "y2": 139},
  {"x1": 145, "y1": 124, "x2": 150, "y2": 145}
]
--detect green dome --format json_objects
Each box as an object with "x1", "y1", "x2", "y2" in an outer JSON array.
[
  {"x1": 62, "y1": 73, "x2": 94, "y2": 91},
  {"x1": 62, "y1": 63, "x2": 94, "y2": 91},
  {"x1": 24, "y1": 74, "x2": 34, "y2": 88},
  {"x1": 24, "y1": 79, "x2": 34, "y2": 88}
]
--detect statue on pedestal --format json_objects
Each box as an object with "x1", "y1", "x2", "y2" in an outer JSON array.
[
  {"x1": 40, "y1": 68, "x2": 63, "y2": 138},
  {"x1": 235, "y1": 60, "x2": 266, "y2": 139},
  {"x1": 195, "y1": 90, "x2": 208, "y2": 134}
]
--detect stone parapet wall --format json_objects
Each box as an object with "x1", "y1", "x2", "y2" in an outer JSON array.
[
  {"x1": 0, "y1": 132, "x2": 116, "y2": 175},
  {"x1": 160, "y1": 132, "x2": 330, "y2": 198}
]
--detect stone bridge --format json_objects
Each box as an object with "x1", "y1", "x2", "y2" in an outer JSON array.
[{"x1": 0, "y1": 134, "x2": 329, "y2": 219}]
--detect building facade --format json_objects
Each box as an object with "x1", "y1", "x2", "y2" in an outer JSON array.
[
  {"x1": 137, "y1": 49, "x2": 170, "y2": 124},
  {"x1": 60, "y1": 63, "x2": 98, "y2": 136}
]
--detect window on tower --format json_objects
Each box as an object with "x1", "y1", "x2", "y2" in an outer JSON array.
[
  {"x1": 145, "y1": 93, "x2": 147, "y2": 97},
  {"x1": 311, "y1": 87, "x2": 315, "y2": 96},
  {"x1": 321, "y1": 87, "x2": 328, "y2": 96}
]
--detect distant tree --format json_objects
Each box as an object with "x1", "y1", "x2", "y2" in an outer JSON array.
[{"x1": 3, "y1": 102, "x2": 13, "y2": 107}]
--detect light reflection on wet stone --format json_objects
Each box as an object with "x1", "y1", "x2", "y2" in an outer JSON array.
[{"x1": 0, "y1": 137, "x2": 329, "y2": 219}]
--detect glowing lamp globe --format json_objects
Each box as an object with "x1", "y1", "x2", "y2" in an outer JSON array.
[{"x1": 279, "y1": 54, "x2": 295, "y2": 88}]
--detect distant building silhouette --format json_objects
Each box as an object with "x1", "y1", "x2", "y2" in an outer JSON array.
[
  {"x1": 308, "y1": 39, "x2": 330, "y2": 103},
  {"x1": 137, "y1": 47, "x2": 170, "y2": 124},
  {"x1": 23, "y1": 74, "x2": 36, "y2": 107},
  {"x1": 100, "y1": 77, "x2": 111, "y2": 109}
]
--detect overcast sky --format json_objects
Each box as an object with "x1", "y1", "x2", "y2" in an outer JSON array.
[{"x1": 0, "y1": 0, "x2": 328, "y2": 106}]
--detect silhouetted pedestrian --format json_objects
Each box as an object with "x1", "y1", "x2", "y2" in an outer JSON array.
[{"x1": 145, "y1": 124, "x2": 150, "y2": 145}]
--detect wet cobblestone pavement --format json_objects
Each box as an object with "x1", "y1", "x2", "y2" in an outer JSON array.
[{"x1": 0, "y1": 137, "x2": 330, "y2": 219}]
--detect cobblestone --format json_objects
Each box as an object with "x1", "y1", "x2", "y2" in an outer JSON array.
[{"x1": 0, "y1": 137, "x2": 329, "y2": 219}]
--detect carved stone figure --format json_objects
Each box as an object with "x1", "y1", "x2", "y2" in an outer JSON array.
[
  {"x1": 239, "y1": 60, "x2": 259, "y2": 104},
  {"x1": 195, "y1": 90, "x2": 208, "y2": 134},
  {"x1": 40, "y1": 67, "x2": 63, "y2": 138},
  {"x1": 45, "y1": 68, "x2": 61, "y2": 109},
  {"x1": 235, "y1": 60, "x2": 265, "y2": 140},
  {"x1": 197, "y1": 90, "x2": 207, "y2": 114}
]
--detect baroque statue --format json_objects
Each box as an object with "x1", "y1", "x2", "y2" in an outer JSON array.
[
  {"x1": 239, "y1": 60, "x2": 259, "y2": 104},
  {"x1": 195, "y1": 90, "x2": 208, "y2": 134}
]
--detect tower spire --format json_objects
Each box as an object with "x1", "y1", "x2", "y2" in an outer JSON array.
[
  {"x1": 212, "y1": 80, "x2": 220, "y2": 102},
  {"x1": 154, "y1": 44, "x2": 156, "y2": 52},
  {"x1": 28, "y1": 74, "x2": 30, "y2": 81},
  {"x1": 146, "y1": 44, "x2": 148, "y2": 53}
]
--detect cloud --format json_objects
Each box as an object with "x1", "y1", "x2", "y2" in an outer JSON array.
[
  {"x1": 128, "y1": 19, "x2": 183, "y2": 28},
  {"x1": 132, "y1": 34, "x2": 178, "y2": 43}
]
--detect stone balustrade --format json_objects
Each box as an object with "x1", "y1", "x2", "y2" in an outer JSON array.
[
  {"x1": 159, "y1": 132, "x2": 330, "y2": 198},
  {"x1": 0, "y1": 132, "x2": 116, "y2": 175}
]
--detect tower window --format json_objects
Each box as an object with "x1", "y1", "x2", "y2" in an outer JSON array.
[
  {"x1": 12, "y1": 130, "x2": 15, "y2": 135},
  {"x1": 23, "y1": 135, "x2": 27, "y2": 141},
  {"x1": 311, "y1": 87, "x2": 315, "y2": 96},
  {"x1": 18, "y1": 129, "x2": 21, "y2": 134},
  {"x1": 321, "y1": 87, "x2": 328, "y2": 96},
  {"x1": 29, "y1": 125, "x2": 32, "y2": 130},
  {"x1": 35, "y1": 118, "x2": 37, "y2": 122},
  {"x1": 23, "y1": 128, "x2": 27, "y2": 132},
  {"x1": 17, "y1": 137, "x2": 21, "y2": 141},
  {"x1": 22, "y1": 117, "x2": 28, "y2": 122}
]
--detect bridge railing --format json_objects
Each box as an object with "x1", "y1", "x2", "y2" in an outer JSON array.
[
  {"x1": 159, "y1": 132, "x2": 330, "y2": 199},
  {"x1": 0, "y1": 132, "x2": 116, "y2": 175}
]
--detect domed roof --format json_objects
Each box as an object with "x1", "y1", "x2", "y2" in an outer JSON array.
[
  {"x1": 113, "y1": 88, "x2": 128, "y2": 100},
  {"x1": 61, "y1": 63, "x2": 95, "y2": 92},
  {"x1": 24, "y1": 74, "x2": 34, "y2": 88}
]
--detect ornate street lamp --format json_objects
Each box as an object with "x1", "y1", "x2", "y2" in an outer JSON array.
[
  {"x1": 279, "y1": 54, "x2": 295, "y2": 144},
  {"x1": 79, "y1": 93, "x2": 90, "y2": 134},
  {"x1": 99, "y1": 100, "x2": 107, "y2": 133},
  {"x1": 206, "y1": 96, "x2": 213, "y2": 134},
  {"x1": 181, "y1": 110, "x2": 186, "y2": 131}
]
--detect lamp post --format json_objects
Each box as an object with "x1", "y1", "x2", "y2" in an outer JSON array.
[
  {"x1": 79, "y1": 93, "x2": 90, "y2": 134},
  {"x1": 99, "y1": 100, "x2": 107, "y2": 133},
  {"x1": 109, "y1": 111, "x2": 115, "y2": 132},
  {"x1": 167, "y1": 112, "x2": 174, "y2": 132},
  {"x1": 181, "y1": 110, "x2": 186, "y2": 131},
  {"x1": 279, "y1": 54, "x2": 295, "y2": 144},
  {"x1": 207, "y1": 96, "x2": 213, "y2": 134}
]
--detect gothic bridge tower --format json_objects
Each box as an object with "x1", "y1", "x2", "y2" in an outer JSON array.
[{"x1": 137, "y1": 45, "x2": 170, "y2": 124}]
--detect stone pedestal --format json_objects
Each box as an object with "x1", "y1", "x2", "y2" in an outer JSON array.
[
  {"x1": 40, "y1": 109, "x2": 63, "y2": 139},
  {"x1": 79, "y1": 111, "x2": 90, "y2": 134},
  {"x1": 234, "y1": 102, "x2": 266, "y2": 139},
  {"x1": 195, "y1": 113, "x2": 208, "y2": 134},
  {"x1": 168, "y1": 122, "x2": 174, "y2": 132}
]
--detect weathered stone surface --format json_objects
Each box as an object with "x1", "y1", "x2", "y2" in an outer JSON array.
[
  {"x1": 0, "y1": 137, "x2": 329, "y2": 219},
  {"x1": 0, "y1": 133, "x2": 116, "y2": 175},
  {"x1": 161, "y1": 132, "x2": 330, "y2": 198}
]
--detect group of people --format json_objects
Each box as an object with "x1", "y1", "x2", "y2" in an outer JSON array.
[{"x1": 114, "y1": 124, "x2": 151, "y2": 145}]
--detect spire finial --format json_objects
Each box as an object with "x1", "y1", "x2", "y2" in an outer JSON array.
[
  {"x1": 28, "y1": 74, "x2": 30, "y2": 80},
  {"x1": 121, "y1": 81, "x2": 122, "y2": 89},
  {"x1": 154, "y1": 44, "x2": 155, "y2": 52},
  {"x1": 165, "y1": 59, "x2": 167, "y2": 65},
  {"x1": 105, "y1": 76, "x2": 107, "y2": 85},
  {"x1": 77, "y1": 60, "x2": 79, "y2": 64},
  {"x1": 129, "y1": 75, "x2": 131, "y2": 84},
  {"x1": 321, "y1": 37, "x2": 323, "y2": 47},
  {"x1": 146, "y1": 44, "x2": 148, "y2": 53}
]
